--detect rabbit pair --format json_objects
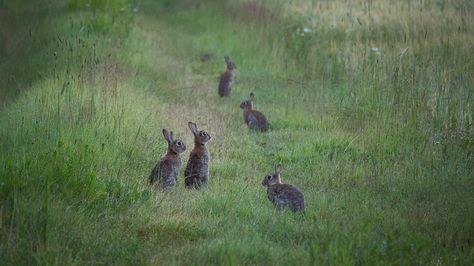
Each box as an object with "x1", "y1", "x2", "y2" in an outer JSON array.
[
  {"x1": 261, "y1": 164, "x2": 305, "y2": 212},
  {"x1": 217, "y1": 56, "x2": 269, "y2": 132},
  {"x1": 149, "y1": 122, "x2": 211, "y2": 190},
  {"x1": 241, "y1": 95, "x2": 299, "y2": 212}
]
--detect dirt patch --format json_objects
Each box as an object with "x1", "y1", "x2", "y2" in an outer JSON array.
[{"x1": 230, "y1": 1, "x2": 281, "y2": 24}]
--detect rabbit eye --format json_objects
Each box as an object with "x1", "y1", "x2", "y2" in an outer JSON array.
[
  {"x1": 266, "y1": 175, "x2": 272, "y2": 180},
  {"x1": 177, "y1": 141, "x2": 182, "y2": 146}
]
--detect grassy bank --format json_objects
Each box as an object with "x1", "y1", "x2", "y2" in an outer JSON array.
[{"x1": 1, "y1": 0, "x2": 472, "y2": 264}]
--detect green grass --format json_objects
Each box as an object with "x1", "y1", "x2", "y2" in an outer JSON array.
[{"x1": 1, "y1": 0, "x2": 473, "y2": 264}]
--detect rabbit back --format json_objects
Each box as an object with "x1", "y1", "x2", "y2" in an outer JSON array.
[
  {"x1": 184, "y1": 148, "x2": 210, "y2": 188},
  {"x1": 267, "y1": 184, "x2": 305, "y2": 212},
  {"x1": 150, "y1": 154, "x2": 181, "y2": 189},
  {"x1": 218, "y1": 70, "x2": 233, "y2": 97},
  {"x1": 149, "y1": 163, "x2": 160, "y2": 185},
  {"x1": 244, "y1": 110, "x2": 269, "y2": 131}
]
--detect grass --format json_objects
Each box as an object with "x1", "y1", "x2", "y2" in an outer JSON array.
[{"x1": 0, "y1": 0, "x2": 473, "y2": 264}]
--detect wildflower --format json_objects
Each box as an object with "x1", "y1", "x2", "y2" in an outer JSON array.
[{"x1": 371, "y1": 47, "x2": 381, "y2": 55}]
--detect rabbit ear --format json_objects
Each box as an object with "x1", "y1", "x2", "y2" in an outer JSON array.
[
  {"x1": 275, "y1": 164, "x2": 283, "y2": 174},
  {"x1": 249, "y1": 92, "x2": 255, "y2": 101},
  {"x1": 224, "y1": 55, "x2": 230, "y2": 63},
  {"x1": 162, "y1": 129, "x2": 173, "y2": 144},
  {"x1": 188, "y1": 122, "x2": 198, "y2": 136}
]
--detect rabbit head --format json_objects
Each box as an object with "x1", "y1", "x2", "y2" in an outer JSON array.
[
  {"x1": 188, "y1": 122, "x2": 211, "y2": 145},
  {"x1": 162, "y1": 129, "x2": 186, "y2": 154},
  {"x1": 224, "y1": 55, "x2": 236, "y2": 70},
  {"x1": 262, "y1": 164, "x2": 283, "y2": 187},
  {"x1": 240, "y1": 92, "x2": 254, "y2": 110}
]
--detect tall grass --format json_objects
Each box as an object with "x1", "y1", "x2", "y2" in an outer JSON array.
[{"x1": 0, "y1": 0, "x2": 473, "y2": 264}]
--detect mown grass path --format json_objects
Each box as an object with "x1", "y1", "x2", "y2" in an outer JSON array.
[{"x1": 1, "y1": 1, "x2": 472, "y2": 265}]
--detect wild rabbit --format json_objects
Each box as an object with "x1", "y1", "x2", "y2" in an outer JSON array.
[
  {"x1": 184, "y1": 122, "x2": 212, "y2": 189},
  {"x1": 240, "y1": 92, "x2": 269, "y2": 132},
  {"x1": 218, "y1": 55, "x2": 236, "y2": 97},
  {"x1": 261, "y1": 164, "x2": 305, "y2": 212},
  {"x1": 149, "y1": 129, "x2": 186, "y2": 189}
]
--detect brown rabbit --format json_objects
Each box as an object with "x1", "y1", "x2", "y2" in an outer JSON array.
[
  {"x1": 184, "y1": 122, "x2": 212, "y2": 189},
  {"x1": 261, "y1": 164, "x2": 305, "y2": 212},
  {"x1": 240, "y1": 92, "x2": 269, "y2": 132},
  {"x1": 149, "y1": 129, "x2": 186, "y2": 189},
  {"x1": 218, "y1": 55, "x2": 236, "y2": 97}
]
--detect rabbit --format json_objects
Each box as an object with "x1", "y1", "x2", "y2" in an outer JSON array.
[
  {"x1": 218, "y1": 55, "x2": 236, "y2": 97},
  {"x1": 240, "y1": 92, "x2": 269, "y2": 132},
  {"x1": 261, "y1": 164, "x2": 305, "y2": 212},
  {"x1": 149, "y1": 129, "x2": 186, "y2": 189},
  {"x1": 184, "y1": 122, "x2": 212, "y2": 189}
]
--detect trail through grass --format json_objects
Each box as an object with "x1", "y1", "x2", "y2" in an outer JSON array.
[{"x1": 0, "y1": 0, "x2": 473, "y2": 265}]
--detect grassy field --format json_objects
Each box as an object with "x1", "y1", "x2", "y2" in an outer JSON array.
[{"x1": 1, "y1": 0, "x2": 473, "y2": 264}]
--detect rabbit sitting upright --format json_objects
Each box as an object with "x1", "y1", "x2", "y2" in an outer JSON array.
[
  {"x1": 218, "y1": 55, "x2": 236, "y2": 97},
  {"x1": 149, "y1": 129, "x2": 186, "y2": 189},
  {"x1": 261, "y1": 164, "x2": 305, "y2": 212},
  {"x1": 240, "y1": 92, "x2": 269, "y2": 132},
  {"x1": 184, "y1": 122, "x2": 212, "y2": 189}
]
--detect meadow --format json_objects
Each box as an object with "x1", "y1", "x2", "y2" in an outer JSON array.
[{"x1": 0, "y1": 0, "x2": 473, "y2": 264}]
